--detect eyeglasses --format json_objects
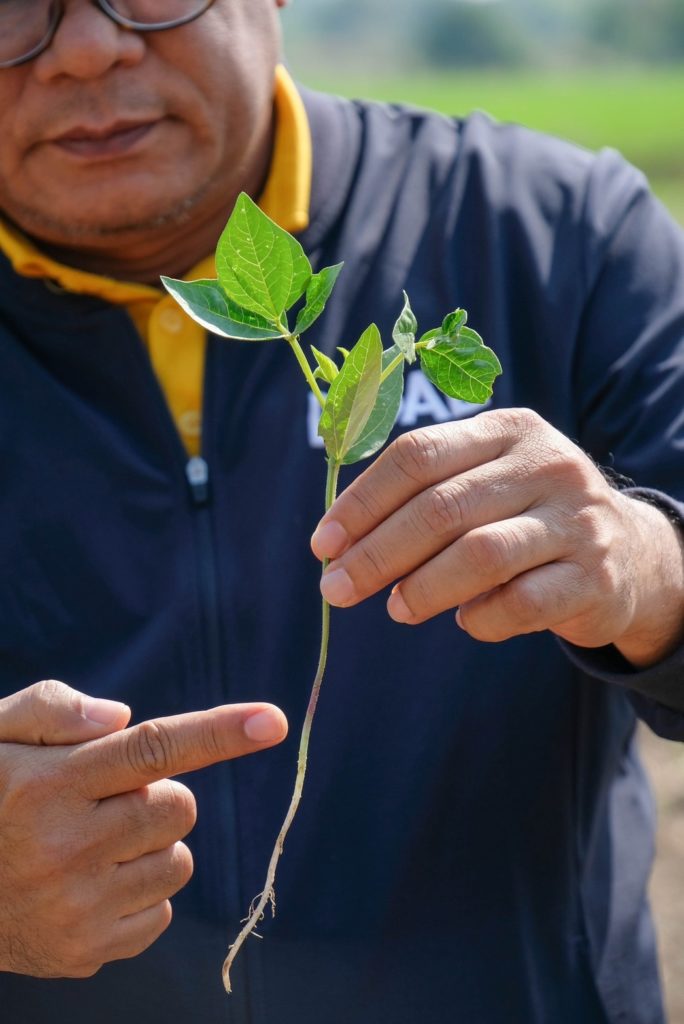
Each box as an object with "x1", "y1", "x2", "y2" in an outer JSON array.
[{"x1": 0, "y1": 0, "x2": 217, "y2": 69}]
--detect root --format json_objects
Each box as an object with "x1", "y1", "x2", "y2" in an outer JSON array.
[
  {"x1": 223, "y1": 884, "x2": 276, "y2": 991},
  {"x1": 222, "y1": 763, "x2": 306, "y2": 993}
]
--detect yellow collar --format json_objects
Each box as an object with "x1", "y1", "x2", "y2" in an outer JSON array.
[{"x1": 0, "y1": 64, "x2": 312, "y2": 298}]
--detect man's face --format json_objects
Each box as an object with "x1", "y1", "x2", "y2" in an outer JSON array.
[{"x1": 0, "y1": 0, "x2": 285, "y2": 245}]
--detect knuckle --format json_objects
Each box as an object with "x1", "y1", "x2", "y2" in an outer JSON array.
[
  {"x1": 165, "y1": 781, "x2": 197, "y2": 836},
  {"x1": 406, "y1": 573, "x2": 438, "y2": 616},
  {"x1": 419, "y1": 482, "x2": 468, "y2": 537},
  {"x1": 113, "y1": 902, "x2": 172, "y2": 963},
  {"x1": 173, "y1": 842, "x2": 194, "y2": 888},
  {"x1": 553, "y1": 450, "x2": 597, "y2": 494},
  {"x1": 501, "y1": 576, "x2": 546, "y2": 624},
  {"x1": 346, "y1": 481, "x2": 385, "y2": 523},
  {"x1": 29, "y1": 679, "x2": 76, "y2": 731},
  {"x1": 31, "y1": 678, "x2": 68, "y2": 707},
  {"x1": 461, "y1": 528, "x2": 510, "y2": 579},
  {"x1": 499, "y1": 406, "x2": 543, "y2": 436},
  {"x1": 126, "y1": 721, "x2": 175, "y2": 778},
  {"x1": 481, "y1": 407, "x2": 541, "y2": 446},
  {"x1": 389, "y1": 428, "x2": 446, "y2": 484},
  {"x1": 457, "y1": 606, "x2": 492, "y2": 643},
  {"x1": 356, "y1": 537, "x2": 392, "y2": 583},
  {"x1": 194, "y1": 716, "x2": 226, "y2": 764},
  {"x1": 159, "y1": 899, "x2": 174, "y2": 931},
  {"x1": 144, "y1": 901, "x2": 174, "y2": 950}
]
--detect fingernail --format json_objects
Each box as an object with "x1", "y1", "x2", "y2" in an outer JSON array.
[
  {"x1": 455, "y1": 607, "x2": 464, "y2": 629},
  {"x1": 320, "y1": 567, "x2": 355, "y2": 605},
  {"x1": 83, "y1": 696, "x2": 130, "y2": 725},
  {"x1": 311, "y1": 520, "x2": 348, "y2": 560},
  {"x1": 244, "y1": 708, "x2": 286, "y2": 743},
  {"x1": 387, "y1": 587, "x2": 413, "y2": 624}
]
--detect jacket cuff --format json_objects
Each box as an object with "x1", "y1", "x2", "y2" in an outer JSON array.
[
  {"x1": 559, "y1": 486, "x2": 684, "y2": 711},
  {"x1": 559, "y1": 636, "x2": 684, "y2": 711}
]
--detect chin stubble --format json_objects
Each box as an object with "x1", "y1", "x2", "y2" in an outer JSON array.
[{"x1": 7, "y1": 176, "x2": 215, "y2": 241}]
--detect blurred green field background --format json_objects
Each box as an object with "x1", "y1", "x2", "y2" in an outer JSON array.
[{"x1": 290, "y1": 68, "x2": 684, "y2": 225}]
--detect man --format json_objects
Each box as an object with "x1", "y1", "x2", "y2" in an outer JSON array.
[{"x1": 0, "y1": 1, "x2": 682, "y2": 1021}]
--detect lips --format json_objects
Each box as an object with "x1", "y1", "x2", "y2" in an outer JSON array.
[{"x1": 50, "y1": 119, "x2": 160, "y2": 158}]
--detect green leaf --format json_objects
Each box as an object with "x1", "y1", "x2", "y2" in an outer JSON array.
[
  {"x1": 160, "y1": 277, "x2": 283, "y2": 341},
  {"x1": 215, "y1": 193, "x2": 311, "y2": 322},
  {"x1": 441, "y1": 309, "x2": 468, "y2": 337},
  {"x1": 342, "y1": 345, "x2": 405, "y2": 464},
  {"x1": 310, "y1": 346, "x2": 339, "y2": 385},
  {"x1": 419, "y1": 326, "x2": 502, "y2": 404},
  {"x1": 318, "y1": 324, "x2": 383, "y2": 462},
  {"x1": 337, "y1": 347, "x2": 351, "y2": 360},
  {"x1": 392, "y1": 291, "x2": 418, "y2": 364},
  {"x1": 294, "y1": 263, "x2": 344, "y2": 335}
]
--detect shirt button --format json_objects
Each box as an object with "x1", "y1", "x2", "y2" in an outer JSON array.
[
  {"x1": 180, "y1": 410, "x2": 202, "y2": 437},
  {"x1": 158, "y1": 306, "x2": 184, "y2": 333}
]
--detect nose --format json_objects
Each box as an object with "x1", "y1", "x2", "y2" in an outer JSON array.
[{"x1": 33, "y1": 0, "x2": 145, "y2": 81}]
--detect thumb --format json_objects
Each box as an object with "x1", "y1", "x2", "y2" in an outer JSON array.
[{"x1": 0, "y1": 680, "x2": 131, "y2": 746}]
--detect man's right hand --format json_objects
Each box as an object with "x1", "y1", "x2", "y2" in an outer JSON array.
[{"x1": 0, "y1": 680, "x2": 288, "y2": 979}]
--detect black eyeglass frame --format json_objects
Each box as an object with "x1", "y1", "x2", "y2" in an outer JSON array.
[{"x1": 0, "y1": 0, "x2": 217, "y2": 69}]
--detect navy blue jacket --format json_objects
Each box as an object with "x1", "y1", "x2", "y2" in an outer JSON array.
[{"x1": 1, "y1": 87, "x2": 684, "y2": 1023}]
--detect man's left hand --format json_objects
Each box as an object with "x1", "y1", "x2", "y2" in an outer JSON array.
[{"x1": 311, "y1": 408, "x2": 684, "y2": 668}]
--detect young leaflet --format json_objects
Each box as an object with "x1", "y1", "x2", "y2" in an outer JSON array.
[{"x1": 162, "y1": 192, "x2": 502, "y2": 993}]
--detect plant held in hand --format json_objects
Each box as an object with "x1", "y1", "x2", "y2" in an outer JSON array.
[{"x1": 162, "y1": 194, "x2": 502, "y2": 993}]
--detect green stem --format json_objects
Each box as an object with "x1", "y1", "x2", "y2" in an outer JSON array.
[
  {"x1": 380, "y1": 351, "x2": 405, "y2": 383},
  {"x1": 222, "y1": 457, "x2": 342, "y2": 993},
  {"x1": 286, "y1": 333, "x2": 326, "y2": 408}
]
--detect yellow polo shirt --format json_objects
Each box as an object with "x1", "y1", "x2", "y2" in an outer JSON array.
[{"x1": 0, "y1": 65, "x2": 312, "y2": 456}]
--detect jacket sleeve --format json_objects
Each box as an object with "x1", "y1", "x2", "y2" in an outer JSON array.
[
  {"x1": 564, "y1": 151, "x2": 684, "y2": 739},
  {"x1": 559, "y1": 490, "x2": 684, "y2": 740}
]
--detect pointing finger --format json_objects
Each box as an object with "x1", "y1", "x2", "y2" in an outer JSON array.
[{"x1": 67, "y1": 703, "x2": 288, "y2": 801}]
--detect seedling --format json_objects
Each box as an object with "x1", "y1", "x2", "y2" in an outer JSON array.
[{"x1": 162, "y1": 193, "x2": 502, "y2": 993}]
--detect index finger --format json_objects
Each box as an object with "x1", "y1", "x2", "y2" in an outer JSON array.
[
  {"x1": 311, "y1": 413, "x2": 510, "y2": 560},
  {"x1": 65, "y1": 703, "x2": 288, "y2": 801}
]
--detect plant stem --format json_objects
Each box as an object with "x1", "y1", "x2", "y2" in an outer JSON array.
[
  {"x1": 380, "y1": 351, "x2": 405, "y2": 383},
  {"x1": 222, "y1": 457, "x2": 342, "y2": 993},
  {"x1": 286, "y1": 333, "x2": 327, "y2": 408}
]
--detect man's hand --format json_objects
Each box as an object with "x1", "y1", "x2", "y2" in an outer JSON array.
[
  {"x1": 0, "y1": 680, "x2": 287, "y2": 979},
  {"x1": 312, "y1": 408, "x2": 684, "y2": 668}
]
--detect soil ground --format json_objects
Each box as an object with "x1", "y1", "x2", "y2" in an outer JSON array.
[{"x1": 641, "y1": 727, "x2": 684, "y2": 1023}]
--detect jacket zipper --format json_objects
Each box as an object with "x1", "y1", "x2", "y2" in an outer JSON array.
[
  {"x1": 185, "y1": 455, "x2": 223, "y2": 689},
  {"x1": 185, "y1": 454, "x2": 256, "y2": 1023}
]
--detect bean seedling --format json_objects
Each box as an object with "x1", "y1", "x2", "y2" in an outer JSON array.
[{"x1": 162, "y1": 193, "x2": 502, "y2": 993}]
